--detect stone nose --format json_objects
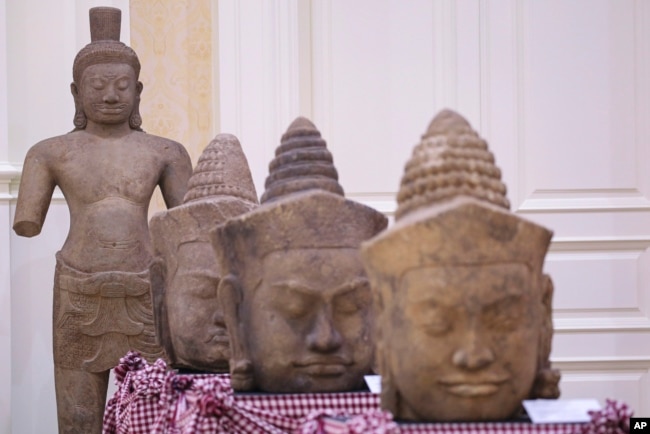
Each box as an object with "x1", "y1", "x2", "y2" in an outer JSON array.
[
  {"x1": 451, "y1": 330, "x2": 495, "y2": 370},
  {"x1": 103, "y1": 87, "x2": 119, "y2": 103},
  {"x1": 306, "y1": 309, "x2": 343, "y2": 352}
]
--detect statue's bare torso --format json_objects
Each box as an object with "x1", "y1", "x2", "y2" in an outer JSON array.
[{"x1": 15, "y1": 129, "x2": 190, "y2": 272}]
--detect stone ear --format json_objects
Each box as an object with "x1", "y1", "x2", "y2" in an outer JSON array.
[
  {"x1": 530, "y1": 273, "x2": 561, "y2": 399},
  {"x1": 217, "y1": 274, "x2": 254, "y2": 390},
  {"x1": 149, "y1": 258, "x2": 173, "y2": 360},
  {"x1": 70, "y1": 82, "x2": 87, "y2": 130},
  {"x1": 374, "y1": 291, "x2": 399, "y2": 412},
  {"x1": 129, "y1": 81, "x2": 144, "y2": 131},
  {"x1": 379, "y1": 347, "x2": 400, "y2": 415}
]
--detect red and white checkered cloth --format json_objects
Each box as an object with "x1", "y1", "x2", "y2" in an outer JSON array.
[
  {"x1": 103, "y1": 352, "x2": 385, "y2": 434},
  {"x1": 237, "y1": 390, "x2": 380, "y2": 419},
  {"x1": 103, "y1": 352, "x2": 625, "y2": 434}
]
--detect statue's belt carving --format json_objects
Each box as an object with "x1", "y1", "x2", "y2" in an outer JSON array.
[
  {"x1": 58, "y1": 270, "x2": 150, "y2": 297},
  {"x1": 53, "y1": 253, "x2": 163, "y2": 372}
]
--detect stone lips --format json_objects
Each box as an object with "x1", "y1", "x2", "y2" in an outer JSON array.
[
  {"x1": 396, "y1": 109, "x2": 509, "y2": 220},
  {"x1": 261, "y1": 116, "x2": 344, "y2": 203}
]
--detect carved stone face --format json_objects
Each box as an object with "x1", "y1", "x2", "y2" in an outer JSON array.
[
  {"x1": 385, "y1": 263, "x2": 540, "y2": 421},
  {"x1": 165, "y1": 241, "x2": 229, "y2": 371},
  {"x1": 242, "y1": 247, "x2": 373, "y2": 392},
  {"x1": 77, "y1": 63, "x2": 138, "y2": 126}
]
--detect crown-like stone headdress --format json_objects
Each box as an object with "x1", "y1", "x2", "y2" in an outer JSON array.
[
  {"x1": 184, "y1": 134, "x2": 259, "y2": 205},
  {"x1": 396, "y1": 109, "x2": 509, "y2": 220},
  {"x1": 151, "y1": 133, "x2": 258, "y2": 261},
  {"x1": 261, "y1": 117, "x2": 344, "y2": 203},
  {"x1": 213, "y1": 116, "x2": 387, "y2": 282},
  {"x1": 72, "y1": 7, "x2": 141, "y2": 84},
  {"x1": 364, "y1": 108, "x2": 550, "y2": 276}
]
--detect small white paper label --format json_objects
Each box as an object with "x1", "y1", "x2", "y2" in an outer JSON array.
[
  {"x1": 364, "y1": 375, "x2": 381, "y2": 394},
  {"x1": 523, "y1": 399, "x2": 601, "y2": 423}
]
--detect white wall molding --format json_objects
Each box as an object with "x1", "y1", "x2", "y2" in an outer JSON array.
[
  {"x1": 553, "y1": 356, "x2": 650, "y2": 368},
  {"x1": 549, "y1": 236, "x2": 650, "y2": 251},
  {"x1": 345, "y1": 193, "x2": 397, "y2": 218},
  {"x1": 0, "y1": 164, "x2": 65, "y2": 202},
  {"x1": 520, "y1": 190, "x2": 650, "y2": 212},
  {"x1": 431, "y1": 0, "x2": 458, "y2": 112},
  {"x1": 553, "y1": 357, "x2": 650, "y2": 411},
  {"x1": 554, "y1": 315, "x2": 650, "y2": 333},
  {"x1": 1, "y1": 1, "x2": 12, "y2": 429},
  {"x1": 310, "y1": 0, "x2": 333, "y2": 139},
  {"x1": 217, "y1": 0, "x2": 302, "y2": 195},
  {"x1": 0, "y1": 162, "x2": 20, "y2": 200}
]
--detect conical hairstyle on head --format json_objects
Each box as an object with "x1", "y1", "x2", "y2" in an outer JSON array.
[
  {"x1": 396, "y1": 109, "x2": 509, "y2": 220},
  {"x1": 213, "y1": 117, "x2": 387, "y2": 275},
  {"x1": 151, "y1": 133, "x2": 258, "y2": 258},
  {"x1": 261, "y1": 116, "x2": 344, "y2": 203},
  {"x1": 72, "y1": 7, "x2": 141, "y2": 84},
  {"x1": 184, "y1": 133, "x2": 258, "y2": 205},
  {"x1": 362, "y1": 109, "x2": 551, "y2": 279}
]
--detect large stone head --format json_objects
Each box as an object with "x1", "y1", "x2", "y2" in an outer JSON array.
[
  {"x1": 361, "y1": 109, "x2": 560, "y2": 422},
  {"x1": 212, "y1": 117, "x2": 387, "y2": 392},
  {"x1": 150, "y1": 133, "x2": 258, "y2": 372},
  {"x1": 70, "y1": 7, "x2": 143, "y2": 131}
]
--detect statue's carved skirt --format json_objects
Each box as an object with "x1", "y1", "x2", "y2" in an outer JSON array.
[{"x1": 53, "y1": 252, "x2": 164, "y2": 372}]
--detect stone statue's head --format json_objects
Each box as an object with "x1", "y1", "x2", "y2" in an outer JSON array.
[
  {"x1": 361, "y1": 109, "x2": 560, "y2": 422},
  {"x1": 212, "y1": 117, "x2": 387, "y2": 392},
  {"x1": 150, "y1": 133, "x2": 258, "y2": 372},
  {"x1": 70, "y1": 7, "x2": 143, "y2": 131}
]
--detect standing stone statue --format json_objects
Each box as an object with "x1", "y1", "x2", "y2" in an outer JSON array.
[
  {"x1": 12, "y1": 7, "x2": 192, "y2": 433},
  {"x1": 361, "y1": 109, "x2": 560, "y2": 422},
  {"x1": 212, "y1": 117, "x2": 388, "y2": 393},
  {"x1": 150, "y1": 133, "x2": 258, "y2": 372}
]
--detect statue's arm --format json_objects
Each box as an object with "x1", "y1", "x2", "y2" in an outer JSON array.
[
  {"x1": 159, "y1": 141, "x2": 192, "y2": 209},
  {"x1": 13, "y1": 144, "x2": 57, "y2": 237}
]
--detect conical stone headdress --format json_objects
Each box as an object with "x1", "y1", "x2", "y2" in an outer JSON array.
[
  {"x1": 363, "y1": 108, "x2": 551, "y2": 277},
  {"x1": 184, "y1": 134, "x2": 258, "y2": 204},
  {"x1": 261, "y1": 117, "x2": 344, "y2": 203},
  {"x1": 152, "y1": 133, "x2": 258, "y2": 249},
  {"x1": 396, "y1": 109, "x2": 509, "y2": 220},
  {"x1": 72, "y1": 7, "x2": 141, "y2": 84},
  {"x1": 150, "y1": 133, "x2": 258, "y2": 371},
  {"x1": 213, "y1": 116, "x2": 386, "y2": 279}
]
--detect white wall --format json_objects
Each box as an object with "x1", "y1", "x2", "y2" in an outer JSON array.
[
  {"x1": 3, "y1": 1, "x2": 650, "y2": 433},
  {"x1": 0, "y1": 1, "x2": 13, "y2": 431},
  {"x1": 3, "y1": 1, "x2": 128, "y2": 432},
  {"x1": 216, "y1": 0, "x2": 650, "y2": 416}
]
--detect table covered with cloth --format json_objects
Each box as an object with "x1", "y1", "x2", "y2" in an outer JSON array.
[{"x1": 102, "y1": 352, "x2": 632, "y2": 434}]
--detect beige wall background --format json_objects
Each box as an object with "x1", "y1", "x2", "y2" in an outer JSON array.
[
  {"x1": 3, "y1": 1, "x2": 650, "y2": 433},
  {"x1": 130, "y1": 0, "x2": 214, "y2": 213}
]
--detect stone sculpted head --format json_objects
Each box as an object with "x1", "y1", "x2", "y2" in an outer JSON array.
[
  {"x1": 361, "y1": 109, "x2": 560, "y2": 421},
  {"x1": 70, "y1": 7, "x2": 143, "y2": 130},
  {"x1": 213, "y1": 117, "x2": 387, "y2": 392},
  {"x1": 150, "y1": 133, "x2": 258, "y2": 372}
]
